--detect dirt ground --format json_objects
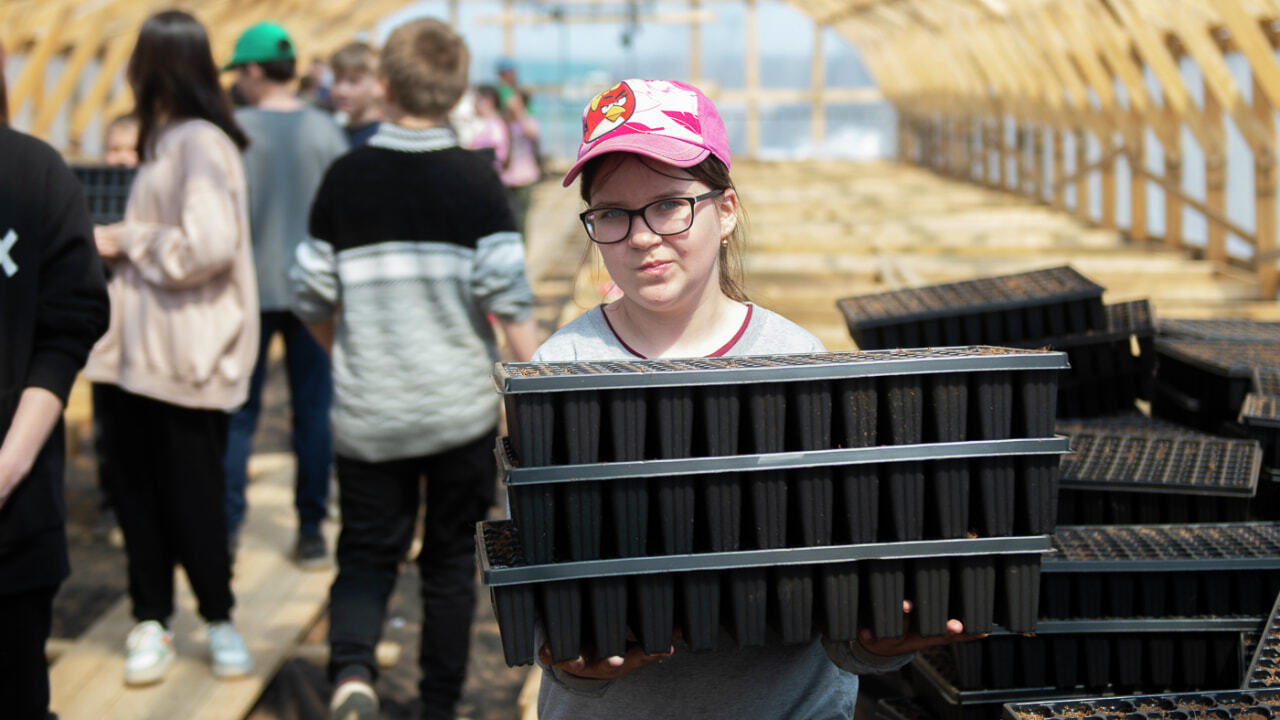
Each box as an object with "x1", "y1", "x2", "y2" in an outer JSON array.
[{"x1": 55, "y1": 355, "x2": 528, "y2": 720}]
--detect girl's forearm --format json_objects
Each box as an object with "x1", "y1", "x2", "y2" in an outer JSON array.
[{"x1": 0, "y1": 386, "x2": 65, "y2": 509}]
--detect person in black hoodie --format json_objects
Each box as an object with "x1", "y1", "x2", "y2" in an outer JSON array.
[{"x1": 0, "y1": 42, "x2": 111, "y2": 719}]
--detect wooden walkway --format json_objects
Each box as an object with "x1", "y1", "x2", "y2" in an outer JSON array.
[{"x1": 49, "y1": 454, "x2": 336, "y2": 720}]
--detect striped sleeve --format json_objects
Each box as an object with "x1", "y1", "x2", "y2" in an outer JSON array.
[
  {"x1": 471, "y1": 230, "x2": 533, "y2": 322},
  {"x1": 291, "y1": 238, "x2": 339, "y2": 323}
]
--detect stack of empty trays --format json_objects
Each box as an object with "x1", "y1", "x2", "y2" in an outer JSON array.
[
  {"x1": 481, "y1": 347, "x2": 1071, "y2": 666},
  {"x1": 1241, "y1": 366, "x2": 1280, "y2": 492},
  {"x1": 71, "y1": 164, "x2": 135, "y2": 225},
  {"x1": 910, "y1": 522, "x2": 1280, "y2": 719},
  {"x1": 837, "y1": 266, "x2": 1154, "y2": 418},
  {"x1": 1153, "y1": 318, "x2": 1280, "y2": 434}
]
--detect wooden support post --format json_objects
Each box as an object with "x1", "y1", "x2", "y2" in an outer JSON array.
[
  {"x1": 1101, "y1": 128, "x2": 1117, "y2": 230},
  {"x1": 502, "y1": 0, "x2": 515, "y2": 57},
  {"x1": 689, "y1": 0, "x2": 702, "y2": 86},
  {"x1": 1165, "y1": 151, "x2": 1184, "y2": 252},
  {"x1": 810, "y1": 22, "x2": 825, "y2": 152},
  {"x1": 897, "y1": 112, "x2": 911, "y2": 164},
  {"x1": 744, "y1": 0, "x2": 759, "y2": 159},
  {"x1": 1256, "y1": 75, "x2": 1278, "y2": 299},
  {"x1": 1019, "y1": 125, "x2": 1034, "y2": 197},
  {"x1": 1204, "y1": 73, "x2": 1228, "y2": 264},
  {"x1": 1130, "y1": 117, "x2": 1148, "y2": 244},
  {"x1": 1053, "y1": 127, "x2": 1066, "y2": 210},
  {"x1": 1031, "y1": 124, "x2": 1045, "y2": 201},
  {"x1": 1075, "y1": 127, "x2": 1089, "y2": 221},
  {"x1": 963, "y1": 117, "x2": 975, "y2": 181},
  {"x1": 993, "y1": 117, "x2": 1007, "y2": 190}
]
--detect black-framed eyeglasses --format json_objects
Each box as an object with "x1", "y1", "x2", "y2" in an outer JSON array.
[{"x1": 579, "y1": 189, "x2": 724, "y2": 245}]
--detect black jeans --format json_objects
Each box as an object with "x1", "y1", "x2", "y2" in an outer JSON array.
[
  {"x1": 328, "y1": 430, "x2": 497, "y2": 719},
  {"x1": 99, "y1": 385, "x2": 234, "y2": 623},
  {"x1": 0, "y1": 584, "x2": 57, "y2": 720}
]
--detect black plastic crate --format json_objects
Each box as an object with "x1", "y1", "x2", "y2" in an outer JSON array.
[
  {"x1": 71, "y1": 164, "x2": 136, "y2": 225},
  {"x1": 1160, "y1": 318, "x2": 1280, "y2": 343},
  {"x1": 1003, "y1": 689, "x2": 1280, "y2": 720},
  {"x1": 478, "y1": 520, "x2": 1050, "y2": 665},
  {"x1": 1244, "y1": 590, "x2": 1280, "y2": 689},
  {"x1": 837, "y1": 266, "x2": 1106, "y2": 350}
]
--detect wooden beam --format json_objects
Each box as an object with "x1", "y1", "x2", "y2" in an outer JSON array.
[
  {"x1": 811, "y1": 21, "x2": 826, "y2": 150},
  {"x1": 744, "y1": 0, "x2": 760, "y2": 159},
  {"x1": 1255, "y1": 72, "x2": 1278, "y2": 298},
  {"x1": 1203, "y1": 70, "x2": 1228, "y2": 263}
]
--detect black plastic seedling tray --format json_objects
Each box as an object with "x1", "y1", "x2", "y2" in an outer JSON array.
[
  {"x1": 499, "y1": 436, "x2": 1069, "y2": 563},
  {"x1": 495, "y1": 347, "x2": 1068, "y2": 467},
  {"x1": 1257, "y1": 367, "x2": 1280, "y2": 396},
  {"x1": 1160, "y1": 318, "x2": 1280, "y2": 343},
  {"x1": 71, "y1": 164, "x2": 136, "y2": 225},
  {"x1": 1058, "y1": 426, "x2": 1262, "y2": 497},
  {"x1": 478, "y1": 520, "x2": 1050, "y2": 665},
  {"x1": 1153, "y1": 339, "x2": 1280, "y2": 432},
  {"x1": 1244, "y1": 591, "x2": 1280, "y2": 689},
  {"x1": 1003, "y1": 689, "x2": 1280, "y2": 720},
  {"x1": 836, "y1": 266, "x2": 1106, "y2": 350},
  {"x1": 1044, "y1": 523, "x2": 1280, "y2": 572},
  {"x1": 1241, "y1": 394, "x2": 1280, "y2": 464}
]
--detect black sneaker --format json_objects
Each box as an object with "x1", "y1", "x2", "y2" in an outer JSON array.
[{"x1": 294, "y1": 532, "x2": 329, "y2": 569}]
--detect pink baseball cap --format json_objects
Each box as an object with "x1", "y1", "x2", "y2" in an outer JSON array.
[{"x1": 562, "y1": 78, "x2": 731, "y2": 187}]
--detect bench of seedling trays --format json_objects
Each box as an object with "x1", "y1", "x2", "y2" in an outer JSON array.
[
  {"x1": 71, "y1": 164, "x2": 136, "y2": 225},
  {"x1": 478, "y1": 346, "x2": 1072, "y2": 667}
]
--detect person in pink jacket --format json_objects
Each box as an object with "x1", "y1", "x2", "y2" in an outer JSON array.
[{"x1": 85, "y1": 10, "x2": 259, "y2": 687}]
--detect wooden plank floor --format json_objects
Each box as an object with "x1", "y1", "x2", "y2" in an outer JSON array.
[{"x1": 49, "y1": 453, "x2": 336, "y2": 720}]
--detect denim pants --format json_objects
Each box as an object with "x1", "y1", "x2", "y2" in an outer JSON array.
[
  {"x1": 327, "y1": 429, "x2": 497, "y2": 720},
  {"x1": 224, "y1": 310, "x2": 333, "y2": 538}
]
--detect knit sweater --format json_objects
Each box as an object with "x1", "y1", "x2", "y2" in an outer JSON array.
[
  {"x1": 293, "y1": 124, "x2": 534, "y2": 462},
  {"x1": 0, "y1": 127, "x2": 110, "y2": 591},
  {"x1": 84, "y1": 118, "x2": 259, "y2": 411},
  {"x1": 533, "y1": 303, "x2": 912, "y2": 720}
]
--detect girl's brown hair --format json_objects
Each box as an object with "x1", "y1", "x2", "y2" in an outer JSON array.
[{"x1": 577, "y1": 154, "x2": 749, "y2": 303}]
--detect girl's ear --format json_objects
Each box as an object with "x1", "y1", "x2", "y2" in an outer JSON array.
[{"x1": 717, "y1": 187, "x2": 740, "y2": 239}]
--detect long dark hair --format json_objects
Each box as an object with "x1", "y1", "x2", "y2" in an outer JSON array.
[{"x1": 128, "y1": 10, "x2": 248, "y2": 158}]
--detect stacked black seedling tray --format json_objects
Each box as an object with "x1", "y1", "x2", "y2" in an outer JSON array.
[
  {"x1": 71, "y1": 164, "x2": 136, "y2": 225},
  {"x1": 911, "y1": 632, "x2": 1250, "y2": 720},
  {"x1": 1241, "y1": 372, "x2": 1280, "y2": 468},
  {"x1": 1160, "y1": 318, "x2": 1280, "y2": 343},
  {"x1": 489, "y1": 347, "x2": 1070, "y2": 664},
  {"x1": 1013, "y1": 299, "x2": 1156, "y2": 418},
  {"x1": 1055, "y1": 423, "x2": 1262, "y2": 525},
  {"x1": 479, "y1": 520, "x2": 1053, "y2": 667},
  {"x1": 1003, "y1": 689, "x2": 1280, "y2": 720},
  {"x1": 1152, "y1": 339, "x2": 1280, "y2": 433},
  {"x1": 836, "y1": 266, "x2": 1106, "y2": 351},
  {"x1": 876, "y1": 697, "x2": 934, "y2": 720},
  {"x1": 1243, "y1": 591, "x2": 1280, "y2": 690}
]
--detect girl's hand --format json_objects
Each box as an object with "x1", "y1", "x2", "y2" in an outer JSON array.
[
  {"x1": 539, "y1": 642, "x2": 674, "y2": 680},
  {"x1": 95, "y1": 224, "x2": 123, "y2": 259},
  {"x1": 857, "y1": 600, "x2": 986, "y2": 656}
]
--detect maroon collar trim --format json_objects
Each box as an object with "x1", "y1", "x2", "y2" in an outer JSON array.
[{"x1": 602, "y1": 303, "x2": 754, "y2": 359}]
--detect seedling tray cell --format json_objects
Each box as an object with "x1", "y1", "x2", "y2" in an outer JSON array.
[
  {"x1": 791, "y1": 380, "x2": 832, "y2": 451},
  {"x1": 504, "y1": 393, "x2": 554, "y2": 467},
  {"x1": 929, "y1": 459, "x2": 970, "y2": 539},
  {"x1": 729, "y1": 567, "x2": 768, "y2": 646},
  {"x1": 540, "y1": 580, "x2": 582, "y2": 663},
  {"x1": 491, "y1": 585, "x2": 536, "y2": 666},
  {"x1": 883, "y1": 375, "x2": 924, "y2": 445},
  {"x1": 819, "y1": 563, "x2": 860, "y2": 641},
  {"x1": 793, "y1": 467, "x2": 834, "y2": 546},
  {"x1": 748, "y1": 469, "x2": 788, "y2": 549},
  {"x1": 702, "y1": 471, "x2": 741, "y2": 552},
  {"x1": 1016, "y1": 370, "x2": 1058, "y2": 439},
  {"x1": 999, "y1": 554, "x2": 1040, "y2": 634},
  {"x1": 1058, "y1": 425, "x2": 1262, "y2": 497},
  {"x1": 587, "y1": 576, "x2": 628, "y2": 658},
  {"x1": 1160, "y1": 318, "x2": 1280, "y2": 343},
  {"x1": 72, "y1": 164, "x2": 136, "y2": 225},
  {"x1": 972, "y1": 371, "x2": 1014, "y2": 440},
  {"x1": 680, "y1": 571, "x2": 720, "y2": 652},
  {"x1": 508, "y1": 485, "x2": 555, "y2": 565},
  {"x1": 886, "y1": 461, "x2": 925, "y2": 541},
  {"x1": 928, "y1": 373, "x2": 969, "y2": 443},
  {"x1": 700, "y1": 385, "x2": 741, "y2": 456},
  {"x1": 840, "y1": 465, "x2": 880, "y2": 544},
  {"x1": 611, "y1": 478, "x2": 648, "y2": 558},
  {"x1": 974, "y1": 457, "x2": 1015, "y2": 537},
  {"x1": 561, "y1": 482, "x2": 602, "y2": 561},
  {"x1": 1018, "y1": 456, "x2": 1058, "y2": 535},
  {"x1": 911, "y1": 557, "x2": 951, "y2": 637},
  {"x1": 868, "y1": 559, "x2": 906, "y2": 639},
  {"x1": 634, "y1": 574, "x2": 674, "y2": 655},
  {"x1": 838, "y1": 377, "x2": 878, "y2": 448},
  {"x1": 955, "y1": 556, "x2": 996, "y2": 635},
  {"x1": 657, "y1": 475, "x2": 696, "y2": 554},
  {"x1": 773, "y1": 566, "x2": 814, "y2": 644},
  {"x1": 1003, "y1": 690, "x2": 1280, "y2": 720}
]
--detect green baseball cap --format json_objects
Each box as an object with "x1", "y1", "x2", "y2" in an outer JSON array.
[{"x1": 225, "y1": 22, "x2": 295, "y2": 70}]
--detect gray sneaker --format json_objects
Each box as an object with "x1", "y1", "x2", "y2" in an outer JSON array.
[{"x1": 294, "y1": 532, "x2": 329, "y2": 569}]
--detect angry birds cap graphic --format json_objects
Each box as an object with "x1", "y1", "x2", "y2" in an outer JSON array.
[{"x1": 563, "y1": 79, "x2": 731, "y2": 187}]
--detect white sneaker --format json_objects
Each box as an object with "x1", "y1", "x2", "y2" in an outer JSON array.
[
  {"x1": 124, "y1": 620, "x2": 174, "y2": 686},
  {"x1": 329, "y1": 677, "x2": 379, "y2": 720},
  {"x1": 208, "y1": 621, "x2": 253, "y2": 678}
]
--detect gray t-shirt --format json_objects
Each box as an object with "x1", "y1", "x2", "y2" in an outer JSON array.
[
  {"x1": 532, "y1": 302, "x2": 911, "y2": 720},
  {"x1": 235, "y1": 106, "x2": 347, "y2": 311}
]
